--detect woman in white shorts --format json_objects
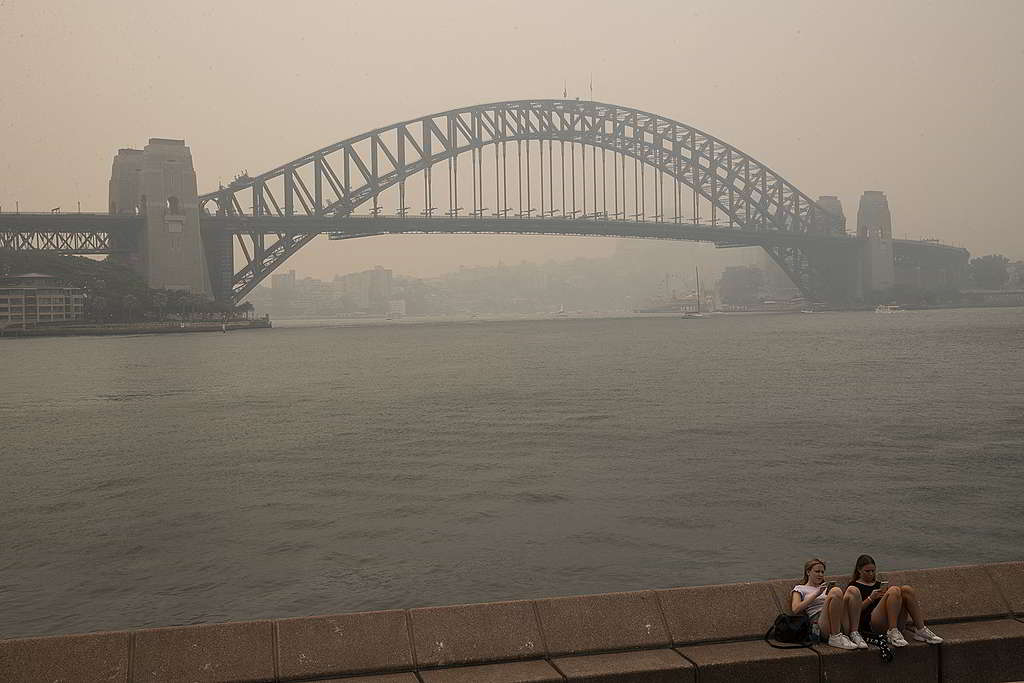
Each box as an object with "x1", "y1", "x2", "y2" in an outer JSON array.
[{"x1": 790, "y1": 558, "x2": 868, "y2": 649}]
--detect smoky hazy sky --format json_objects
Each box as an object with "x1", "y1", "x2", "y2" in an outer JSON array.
[{"x1": 2, "y1": 0, "x2": 1022, "y2": 279}]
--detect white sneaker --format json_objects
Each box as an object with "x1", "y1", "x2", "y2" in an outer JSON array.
[
  {"x1": 849, "y1": 631, "x2": 869, "y2": 649},
  {"x1": 887, "y1": 627, "x2": 909, "y2": 647},
  {"x1": 828, "y1": 633, "x2": 858, "y2": 650},
  {"x1": 910, "y1": 625, "x2": 943, "y2": 644}
]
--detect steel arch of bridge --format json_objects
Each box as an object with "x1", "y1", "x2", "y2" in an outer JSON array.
[{"x1": 200, "y1": 100, "x2": 846, "y2": 300}]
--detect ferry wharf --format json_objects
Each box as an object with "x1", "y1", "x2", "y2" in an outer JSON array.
[{"x1": 1, "y1": 560, "x2": 1021, "y2": 682}]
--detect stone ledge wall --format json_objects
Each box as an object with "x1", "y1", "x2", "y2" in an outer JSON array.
[
  {"x1": 1, "y1": 560, "x2": 1021, "y2": 682},
  {"x1": 2, "y1": 318, "x2": 271, "y2": 337}
]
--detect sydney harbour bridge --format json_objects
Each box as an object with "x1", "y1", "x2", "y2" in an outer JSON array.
[{"x1": 0, "y1": 99, "x2": 967, "y2": 304}]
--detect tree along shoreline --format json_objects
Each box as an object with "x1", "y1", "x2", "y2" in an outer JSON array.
[{"x1": 0, "y1": 251, "x2": 253, "y2": 323}]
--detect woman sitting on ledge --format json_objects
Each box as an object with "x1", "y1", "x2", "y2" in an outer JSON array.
[
  {"x1": 848, "y1": 554, "x2": 943, "y2": 646},
  {"x1": 791, "y1": 558, "x2": 868, "y2": 649}
]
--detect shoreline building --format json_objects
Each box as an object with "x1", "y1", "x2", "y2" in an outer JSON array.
[
  {"x1": 262, "y1": 266, "x2": 395, "y2": 317},
  {"x1": 0, "y1": 273, "x2": 85, "y2": 326},
  {"x1": 335, "y1": 266, "x2": 393, "y2": 314}
]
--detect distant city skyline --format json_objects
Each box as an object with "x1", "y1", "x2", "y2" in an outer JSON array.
[{"x1": 257, "y1": 238, "x2": 761, "y2": 284}]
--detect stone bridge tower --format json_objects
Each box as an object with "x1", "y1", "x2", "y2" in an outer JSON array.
[
  {"x1": 857, "y1": 190, "x2": 895, "y2": 294},
  {"x1": 109, "y1": 139, "x2": 212, "y2": 297}
]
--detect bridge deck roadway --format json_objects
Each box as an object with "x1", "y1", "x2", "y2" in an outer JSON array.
[
  {"x1": 0, "y1": 213, "x2": 966, "y2": 255},
  {"x1": 0, "y1": 213, "x2": 143, "y2": 231},
  {"x1": 0, "y1": 214, "x2": 142, "y2": 254},
  {"x1": 0, "y1": 213, "x2": 966, "y2": 259},
  {"x1": 201, "y1": 215, "x2": 862, "y2": 250}
]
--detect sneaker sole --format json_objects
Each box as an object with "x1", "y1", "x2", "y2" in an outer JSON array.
[{"x1": 828, "y1": 640, "x2": 857, "y2": 650}]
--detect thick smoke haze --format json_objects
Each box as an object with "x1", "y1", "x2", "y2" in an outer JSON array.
[{"x1": 1, "y1": 0, "x2": 1021, "y2": 279}]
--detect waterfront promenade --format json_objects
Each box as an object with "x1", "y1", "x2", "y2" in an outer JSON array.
[{"x1": 2, "y1": 560, "x2": 1021, "y2": 682}]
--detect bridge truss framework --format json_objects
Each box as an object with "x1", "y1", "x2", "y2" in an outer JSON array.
[
  {"x1": 1, "y1": 100, "x2": 967, "y2": 304},
  {"x1": 199, "y1": 99, "x2": 848, "y2": 302}
]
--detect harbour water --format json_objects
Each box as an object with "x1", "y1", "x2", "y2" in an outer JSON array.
[{"x1": 2, "y1": 308, "x2": 1022, "y2": 638}]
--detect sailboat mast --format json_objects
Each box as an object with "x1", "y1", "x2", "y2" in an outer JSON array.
[{"x1": 695, "y1": 267, "x2": 700, "y2": 314}]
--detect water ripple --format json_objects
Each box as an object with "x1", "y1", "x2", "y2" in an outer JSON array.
[{"x1": 2, "y1": 308, "x2": 1022, "y2": 638}]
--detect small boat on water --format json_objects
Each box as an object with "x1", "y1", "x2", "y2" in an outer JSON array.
[{"x1": 875, "y1": 304, "x2": 904, "y2": 313}]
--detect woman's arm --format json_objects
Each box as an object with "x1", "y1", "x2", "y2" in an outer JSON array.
[
  {"x1": 790, "y1": 587, "x2": 823, "y2": 614},
  {"x1": 861, "y1": 583, "x2": 884, "y2": 606}
]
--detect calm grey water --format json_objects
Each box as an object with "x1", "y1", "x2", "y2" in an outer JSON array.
[{"x1": 2, "y1": 308, "x2": 1022, "y2": 638}]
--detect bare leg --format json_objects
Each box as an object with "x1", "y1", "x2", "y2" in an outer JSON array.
[
  {"x1": 819, "y1": 596, "x2": 833, "y2": 637},
  {"x1": 844, "y1": 586, "x2": 862, "y2": 633},
  {"x1": 899, "y1": 585, "x2": 926, "y2": 629},
  {"x1": 870, "y1": 586, "x2": 904, "y2": 632},
  {"x1": 822, "y1": 587, "x2": 846, "y2": 636}
]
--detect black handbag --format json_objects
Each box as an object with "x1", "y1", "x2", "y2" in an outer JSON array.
[{"x1": 764, "y1": 613, "x2": 813, "y2": 649}]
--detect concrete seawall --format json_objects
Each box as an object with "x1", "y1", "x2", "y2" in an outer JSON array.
[
  {"x1": 0, "y1": 318, "x2": 271, "y2": 337},
  {"x1": 2, "y1": 561, "x2": 1021, "y2": 682}
]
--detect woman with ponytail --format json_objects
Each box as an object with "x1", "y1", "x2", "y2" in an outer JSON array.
[{"x1": 848, "y1": 554, "x2": 943, "y2": 647}]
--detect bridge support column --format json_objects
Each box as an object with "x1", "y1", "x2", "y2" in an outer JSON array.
[
  {"x1": 764, "y1": 243, "x2": 863, "y2": 305},
  {"x1": 856, "y1": 190, "x2": 895, "y2": 299},
  {"x1": 861, "y1": 237, "x2": 895, "y2": 296},
  {"x1": 809, "y1": 243, "x2": 865, "y2": 304},
  {"x1": 202, "y1": 226, "x2": 233, "y2": 303},
  {"x1": 108, "y1": 139, "x2": 212, "y2": 298}
]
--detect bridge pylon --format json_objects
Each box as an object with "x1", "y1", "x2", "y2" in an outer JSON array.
[
  {"x1": 109, "y1": 139, "x2": 213, "y2": 298},
  {"x1": 856, "y1": 191, "x2": 895, "y2": 294}
]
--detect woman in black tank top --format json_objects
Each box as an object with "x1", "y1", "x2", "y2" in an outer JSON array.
[{"x1": 848, "y1": 554, "x2": 943, "y2": 646}]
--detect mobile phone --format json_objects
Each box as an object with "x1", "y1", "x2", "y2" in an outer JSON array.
[{"x1": 879, "y1": 581, "x2": 889, "y2": 587}]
